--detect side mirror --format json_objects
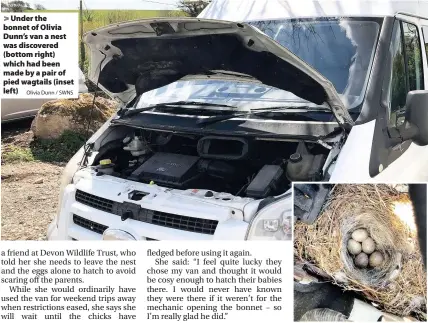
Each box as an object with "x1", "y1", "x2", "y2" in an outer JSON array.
[{"x1": 405, "y1": 90, "x2": 428, "y2": 146}]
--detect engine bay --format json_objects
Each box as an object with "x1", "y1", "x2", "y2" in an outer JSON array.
[{"x1": 90, "y1": 128, "x2": 333, "y2": 199}]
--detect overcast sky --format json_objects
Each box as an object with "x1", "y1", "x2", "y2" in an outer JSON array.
[{"x1": 26, "y1": 0, "x2": 179, "y2": 10}]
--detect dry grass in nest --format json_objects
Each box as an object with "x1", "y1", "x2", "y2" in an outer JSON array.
[{"x1": 294, "y1": 184, "x2": 426, "y2": 319}]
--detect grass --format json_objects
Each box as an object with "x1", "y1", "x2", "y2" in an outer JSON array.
[
  {"x1": 30, "y1": 130, "x2": 87, "y2": 162},
  {"x1": 2, "y1": 146, "x2": 35, "y2": 163},
  {"x1": 2, "y1": 131, "x2": 86, "y2": 164}
]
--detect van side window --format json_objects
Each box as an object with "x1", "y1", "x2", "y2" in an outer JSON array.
[
  {"x1": 402, "y1": 22, "x2": 424, "y2": 91},
  {"x1": 389, "y1": 21, "x2": 406, "y2": 127},
  {"x1": 389, "y1": 21, "x2": 424, "y2": 128},
  {"x1": 422, "y1": 26, "x2": 428, "y2": 61}
]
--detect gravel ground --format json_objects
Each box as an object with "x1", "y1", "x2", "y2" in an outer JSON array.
[
  {"x1": 1, "y1": 162, "x2": 63, "y2": 240},
  {"x1": 1, "y1": 120, "x2": 65, "y2": 240}
]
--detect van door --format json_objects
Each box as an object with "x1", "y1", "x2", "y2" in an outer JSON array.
[
  {"x1": 331, "y1": 14, "x2": 428, "y2": 182},
  {"x1": 420, "y1": 21, "x2": 428, "y2": 83},
  {"x1": 374, "y1": 15, "x2": 428, "y2": 181}
]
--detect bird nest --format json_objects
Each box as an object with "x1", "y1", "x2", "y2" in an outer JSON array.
[{"x1": 294, "y1": 184, "x2": 426, "y2": 319}]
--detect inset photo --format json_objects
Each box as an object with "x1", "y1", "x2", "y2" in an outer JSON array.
[{"x1": 293, "y1": 183, "x2": 427, "y2": 322}]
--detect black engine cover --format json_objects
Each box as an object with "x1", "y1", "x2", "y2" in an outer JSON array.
[{"x1": 129, "y1": 152, "x2": 200, "y2": 188}]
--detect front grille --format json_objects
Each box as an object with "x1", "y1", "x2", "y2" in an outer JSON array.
[
  {"x1": 75, "y1": 190, "x2": 114, "y2": 213},
  {"x1": 132, "y1": 209, "x2": 218, "y2": 235},
  {"x1": 152, "y1": 211, "x2": 217, "y2": 235},
  {"x1": 75, "y1": 190, "x2": 218, "y2": 235},
  {"x1": 73, "y1": 214, "x2": 108, "y2": 235}
]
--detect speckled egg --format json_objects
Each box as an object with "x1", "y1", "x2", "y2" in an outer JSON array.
[
  {"x1": 355, "y1": 253, "x2": 369, "y2": 268},
  {"x1": 351, "y1": 228, "x2": 369, "y2": 242},
  {"x1": 362, "y1": 237, "x2": 376, "y2": 254},
  {"x1": 347, "y1": 238, "x2": 362, "y2": 255},
  {"x1": 369, "y1": 251, "x2": 384, "y2": 267}
]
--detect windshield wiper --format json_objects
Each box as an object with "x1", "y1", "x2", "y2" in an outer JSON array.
[
  {"x1": 196, "y1": 106, "x2": 332, "y2": 126},
  {"x1": 119, "y1": 100, "x2": 237, "y2": 118}
]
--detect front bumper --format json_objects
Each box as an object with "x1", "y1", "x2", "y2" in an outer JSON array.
[{"x1": 47, "y1": 171, "x2": 259, "y2": 241}]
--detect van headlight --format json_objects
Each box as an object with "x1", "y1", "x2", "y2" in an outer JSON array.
[{"x1": 245, "y1": 198, "x2": 292, "y2": 240}]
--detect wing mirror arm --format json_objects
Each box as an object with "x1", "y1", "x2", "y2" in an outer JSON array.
[
  {"x1": 386, "y1": 91, "x2": 428, "y2": 147},
  {"x1": 386, "y1": 123, "x2": 419, "y2": 147}
]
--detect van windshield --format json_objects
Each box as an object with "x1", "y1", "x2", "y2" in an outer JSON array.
[{"x1": 248, "y1": 18, "x2": 382, "y2": 109}]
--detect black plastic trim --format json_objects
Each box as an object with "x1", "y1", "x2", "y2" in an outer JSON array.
[
  {"x1": 73, "y1": 215, "x2": 108, "y2": 235},
  {"x1": 112, "y1": 114, "x2": 339, "y2": 140},
  {"x1": 75, "y1": 190, "x2": 218, "y2": 235},
  {"x1": 368, "y1": 17, "x2": 415, "y2": 177},
  {"x1": 293, "y1": 184, "x2": 332, "y2": 224},
  {"x1": 356, "y1": 17, "x2": 393, "y2": 124}
]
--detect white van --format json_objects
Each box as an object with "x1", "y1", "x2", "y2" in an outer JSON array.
[{"x1": 48, "y1": 1, "x2": 428, "y2": 241}]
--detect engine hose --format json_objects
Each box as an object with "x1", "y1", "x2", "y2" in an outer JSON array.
[{"x1": 300, "y1": 308, "x2": 349, "y2": 321}]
